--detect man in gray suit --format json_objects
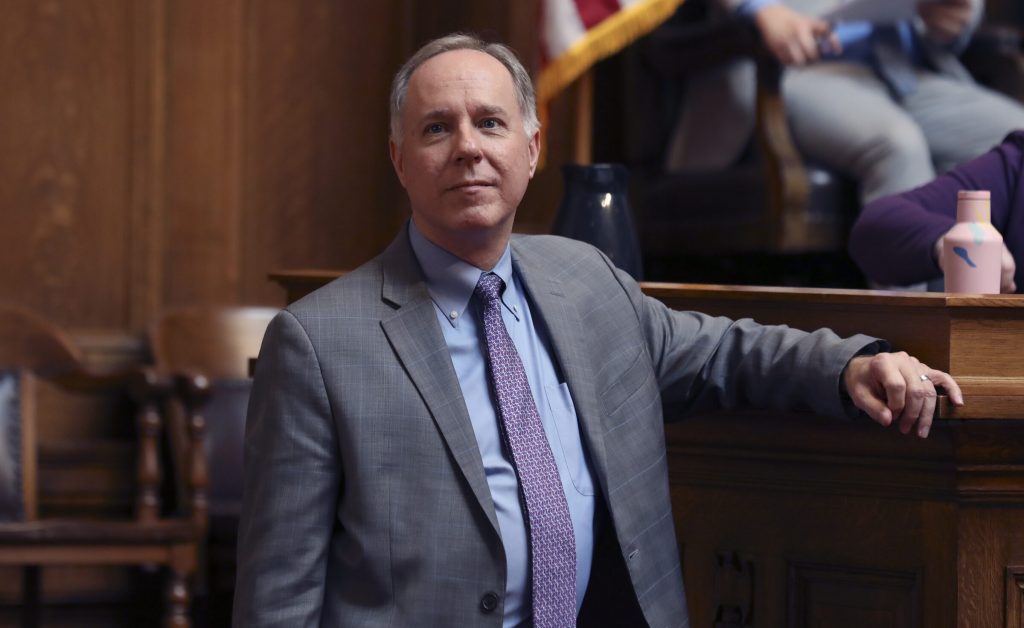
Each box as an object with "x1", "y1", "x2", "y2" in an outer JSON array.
[
  {"x1": 667, "y1": 0, "x2": 1024, "y2": 204},
  {"x1": 233, "y1": 34, "x2": 962, "y2": 627}
]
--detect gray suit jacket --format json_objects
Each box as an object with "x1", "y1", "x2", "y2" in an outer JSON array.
[
  {"x1": 666, "y1": 0, "x2": 982, "y2": 171},
  {"x1": 233, "y1": 228, "x2": 878, "y2": 627}
]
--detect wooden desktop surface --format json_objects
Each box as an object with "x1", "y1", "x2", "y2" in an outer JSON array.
[{"x1": 271, "y1": 270, "x2": 1024, "y2": 626}]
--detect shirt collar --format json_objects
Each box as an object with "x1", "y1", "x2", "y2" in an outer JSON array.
[{"x1": 408, "y1": 220, "x2": 516, "y2": 328}]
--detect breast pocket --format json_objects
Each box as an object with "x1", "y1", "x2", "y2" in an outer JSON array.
[{"x1": 545, "y1": 382, "x2": 595, "y2": 496}]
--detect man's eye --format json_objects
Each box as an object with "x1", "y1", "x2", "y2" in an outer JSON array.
[
  {"x1": 427, "y1": 123, "x2": 444, "y2": 134},
  {"x1": 481, "y1": 119, "x2": 500, "y2": 129}
]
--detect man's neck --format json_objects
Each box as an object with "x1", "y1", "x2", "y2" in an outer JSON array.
[{"x1": 413, "y1": 222, "x2": 511, "y2": 271}]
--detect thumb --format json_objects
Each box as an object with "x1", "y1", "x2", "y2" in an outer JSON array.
[
  {"x1": 1002, "y1": 244, "x2": 1016, "y2": 293},
  {"x1": 850, "y1": 384, "x2": 893, "y2": 427},
  {"x1": 934, "y1": 236, "x2": 946, "y2": 271}
]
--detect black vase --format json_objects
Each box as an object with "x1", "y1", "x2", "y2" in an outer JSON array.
[{"x1": 551, "y1": 163, "x2": 643, "y2": 280}]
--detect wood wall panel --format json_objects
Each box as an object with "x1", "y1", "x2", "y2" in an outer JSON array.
[
  {"x1": 240, "y1": 0, "x2": 410, "y2": 304},
  {"x1": 787, "y1": 562, "x2": 918, "y2": 628},
  {"x1": 0, "y1": 1, "x2": 133, "y2": 329},
  {"x1": 127, "y1": 0, "x2": 166, "y2": 330},
  {"x1": 162, "y1": 0, "x2": 245, "y2": 307},
  {"x1": 1, "y1": 1, "x2": 571, "y2": 324}
]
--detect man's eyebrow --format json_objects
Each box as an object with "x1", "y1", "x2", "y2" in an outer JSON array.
[
  {"x1": 474, "y1": 104, "x2": 508, "y2": 117},
  {"x1": 418, "y1": 108, "x2": 452, "y2": 123},
  {"x1": 415, "y1": 104, "x2": 510, "y2": 126}
]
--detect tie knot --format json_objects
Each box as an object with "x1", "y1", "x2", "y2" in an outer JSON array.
[{"x1": 474, "y1": 272, "x2": 505, "y2": 304}]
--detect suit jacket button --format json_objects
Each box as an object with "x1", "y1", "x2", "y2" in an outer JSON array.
[{"x1": 480, "y1": 591, "x2": 500, "y2": 613}]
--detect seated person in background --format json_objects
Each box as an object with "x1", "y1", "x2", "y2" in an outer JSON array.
[
  {"x1": 849, "y1": 130, "x2": 1024, "y2": 292},
  {"x1": 667, "y1": 0, "x2": 1024, "y2": 204}
]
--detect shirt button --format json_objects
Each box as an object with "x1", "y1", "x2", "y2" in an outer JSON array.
[
  {"x1": 448, "y1": 310, "x2": 458, "y2": 320},
  {"x1": 479, "y1": 591, "x2": 499, "y2": 613}
]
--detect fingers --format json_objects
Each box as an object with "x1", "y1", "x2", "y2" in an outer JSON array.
[
  {"x1": 934, "y1": 235, "x2": 947, "y2": 271},
  {"x1": 887, "y1": 355, "x2": 946, "y2": 438},
  {"x1": 846, "y1": 352, "x2": 961, "y2": 439},
  {"x1": 755, "y1": 5, "x2": 833, "y2": 65},
  {"x1": 824, "y1": 32, "x2": 842, "y2": 56},
  {"x1": 1001, "y1": 244, "x2": 1017, "y2": 293},
  {"x1": 927, "y1": 369, "x2": 963, "y2": 406}
]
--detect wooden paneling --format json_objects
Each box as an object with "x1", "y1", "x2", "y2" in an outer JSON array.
[
  {"x1": 1006, "y1": 567, "x2": 1024, "y2": 628},
  {"x1": 788, "y1": 563, "x2": 919, "y2": 628},
  {"x1": 0, "y1": 1, "x2": 134, "y2": 329},
  {"x1": 240, "y1": 0, "x2": 409, "y2": 304},
  {"x1": 162, "y1": 0, "x2": 245, "y2": 307},
  {"x1": 0, "y1": 1, "x2": 573, "y2": 329}
]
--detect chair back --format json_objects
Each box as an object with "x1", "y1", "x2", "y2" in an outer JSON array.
[
  {"x1": 0, "y1": 369, "x2": 27, "y2": 521},
  {"x1": 0, "y1": 303, "x2": 175, "y2": 524},
  {"x1": 150, "y1": 306, "x2": 279, "y2": 380},
  {"x1": 150, "y1": 306, "x2": 277, "y2": 518},
  {"x1": 0, "y1": 306, "x2": 95, "y2": 523}
]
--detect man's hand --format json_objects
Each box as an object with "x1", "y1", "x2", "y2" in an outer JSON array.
[
  {"x1": 753, "y1": 4, "x2": 839, "y2": 66},
  {"x1": 918, "y1": 0, "x2": 975, "y2": 44},
  {"x1": 934, "y1": 233, "x2": 1017, "y2": 293},
  {"x1": 843, "y1": 352, "x2": 963, "y2": 438}
]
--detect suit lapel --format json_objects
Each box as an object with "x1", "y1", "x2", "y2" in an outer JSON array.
[
  {"x1": 511, "y1": 241, "x2": 611, "y2": 498},
  {"x1": 378, "y1": 232, "x2": 500, "y2": 535}
]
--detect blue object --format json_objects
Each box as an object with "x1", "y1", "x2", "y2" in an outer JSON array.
[{"x1": 953, "y1": 246, "x2": 977, "y2": 268}]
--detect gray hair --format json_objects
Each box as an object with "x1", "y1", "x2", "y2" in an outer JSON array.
[{"x1": 389, "y1": 33, "x2": 541, "y2": 144}]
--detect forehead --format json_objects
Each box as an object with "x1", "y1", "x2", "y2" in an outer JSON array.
[{"x1": 405, "y1": 49, "x2": 518, "y2": 113}]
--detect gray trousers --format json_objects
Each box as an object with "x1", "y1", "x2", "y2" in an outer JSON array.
[{"x1": 783, "y1": 62, "x2": 1024, "y2": 203}]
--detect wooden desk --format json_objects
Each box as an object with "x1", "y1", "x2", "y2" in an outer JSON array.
[{"x1": 271, "y1": 272, "x2": 1024, "y2": 627}]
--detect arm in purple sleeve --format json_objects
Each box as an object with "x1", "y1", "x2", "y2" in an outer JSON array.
[{"x1": 848, "y1": 132, "x2": 1024, "y2": 286}]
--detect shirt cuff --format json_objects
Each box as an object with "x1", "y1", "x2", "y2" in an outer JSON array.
[{"x1": 736, "y1": 0, "x2": 779, "y2": 17}]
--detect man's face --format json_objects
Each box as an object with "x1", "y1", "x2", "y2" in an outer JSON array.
[{"x1": 389, "y1": 49, "x2": 540, "y2": 259}]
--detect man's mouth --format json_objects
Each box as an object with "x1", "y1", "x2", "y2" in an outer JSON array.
[{"x1": 448, "y1": 180, "x2": 495, "y2": 191}]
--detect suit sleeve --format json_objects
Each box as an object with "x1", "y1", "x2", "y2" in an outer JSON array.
[
  {"x1": 608, "y1": 261, "x2": 882, "y2": 419},
  {"x1": 233, "y1": 310, "x2": 341, "y2": 627}
]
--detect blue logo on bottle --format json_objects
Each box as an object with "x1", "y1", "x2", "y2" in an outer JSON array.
[{"x1": 953, "y1": 246, "x2": 977, "y2": 268}]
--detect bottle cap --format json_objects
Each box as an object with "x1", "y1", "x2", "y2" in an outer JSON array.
[{"x1": 958, "y1": 190, "x2": 991, "y2": 200}]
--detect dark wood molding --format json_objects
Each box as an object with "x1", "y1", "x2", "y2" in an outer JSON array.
[{"x1": 128, "y1": 0, "x2": 167, "y2": 330}]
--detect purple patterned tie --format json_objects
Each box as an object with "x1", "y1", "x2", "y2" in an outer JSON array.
[{"x1": 474, "y1": 272, "x2": 576, "y2": 627}]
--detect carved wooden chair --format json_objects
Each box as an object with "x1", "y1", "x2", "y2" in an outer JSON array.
[
  {"x1": 148, "y1": 305, "x2": 278, "y2": 626},
  {"x1": 0, "y1": 303, "x2": 206, "y2": 627}
]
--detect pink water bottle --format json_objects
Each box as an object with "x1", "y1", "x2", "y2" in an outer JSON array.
[{"x1": 943, "y1": 190, "x2": 1002, "y2": 294}]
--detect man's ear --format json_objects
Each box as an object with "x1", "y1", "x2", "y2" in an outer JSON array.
[
  {"x1": 389, "y1": 138, "x2": 407, "y2": 187},
  {"x1": 527, "y1": 130, "x2": 540, "y2": 178}
]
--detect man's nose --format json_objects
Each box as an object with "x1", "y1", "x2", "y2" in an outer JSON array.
[{"x1": 453, "y1": 125, "x2": 483, "y2": 163}]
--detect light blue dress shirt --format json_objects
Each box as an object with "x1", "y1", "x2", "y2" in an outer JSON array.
[{"x1": 408, "y1": 222, "x2": 597, "y2": 627}]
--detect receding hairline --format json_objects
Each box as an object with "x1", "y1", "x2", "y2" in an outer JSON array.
[
  {"x1": 389, "y1": 34, "x2": 540, "y2": 144},
  {"x1": 403, "y1": 51, "x2": 520, "y2": 120}
]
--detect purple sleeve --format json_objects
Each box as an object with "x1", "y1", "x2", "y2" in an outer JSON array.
[{"x1": 848, "y1": 132, "x2": 1024, "y2": 286}]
